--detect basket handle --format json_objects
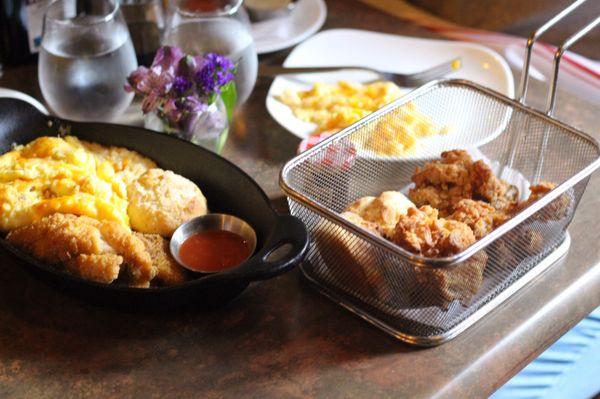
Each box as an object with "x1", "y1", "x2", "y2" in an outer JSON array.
[
  {"x1": 503, "y1": 1, "x2": 599, "y2": 180},
  {"x1": 516, "y1": 0, "x2": 600, "y2": 115},
  {"x1": 543, "y1": 16, "x2": 600, "y2": 116}
]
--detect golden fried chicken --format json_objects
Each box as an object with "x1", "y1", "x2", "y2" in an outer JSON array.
[
  {"x1": 514, "y1": 182, "x2": 572, "y2": 222},
  {"x1": 470, "y1": 160, "x2": 518, "y2": 212},
  {"x1": 134, "y1": 232, "x2": 188, "y2": 286},
  {"x1": 411, "y1": 154, "x2": 473, "y2": 188},
  {"x1": 517, "y1": 182, "x2": 552, "y2": 209},
  {"x1": 410, "y1": 150, "x2": 474, "y2": 214},
  {"x1": 391, "y1": 206, "x2": 476, "y2": 257},
  {"x1": 413, "y1": 249, "x2": 488, "y2": 308},
  {"x1": 409, "y1": 185, "x2": 471, "y2": 217},
  {"x1": 449, "y1": 199, "x2": 509, "y2": 239},
  {"x1": 528, "y1": 182, "x2": 555, "y2": 201},
  {"x1": 316, "y1": 212, "x2": 398, "y2": 301},
  {"x1": 344, "y1": 191, "x2": 414, "y2": 237},
  {"x1": 7, "y1": 214, "x2": 157, "y2": 287},
  {"x1": 339, "y1": 211, "x2": 383, "y2": 236},
  {"x1": 409, "y1": 150, "x2": 518, "y2": 215}
]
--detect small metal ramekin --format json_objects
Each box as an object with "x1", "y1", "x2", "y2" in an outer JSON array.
[{"x1": 170, "y1": 214, "x2": 257, "y2": 273}]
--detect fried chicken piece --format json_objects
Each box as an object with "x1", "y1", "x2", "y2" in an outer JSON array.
[
  {"x1": 470, "y1": 160, "x2": 518, "y2": 212},
  {"x1": 315, "y1": 212, "x2": 396, "y2": 301},
  {"x1": 344, "y1": 191, "x2": 414, "y2": 237},
  {"x1": 409, "y1": 150, "x2": 519, "y2": 215},
  {"x1": 413, "y1": 249, "x2": 488, "y2": 308},
  {"x1": 339, "y1": 211, "x2": 383, "y2": 236},
  {"x1": 134, "y1": 232, "x2": 188, "y2": 286},
  {"x1": 391, "y1": 206, "x2": 476, "y2": 257},
  {"x1": 7, "y1": 214, "x2": 157, "y2": 287},
  {"x1": 409, "y1": 185, "x2": 472, "y2": 216},
  {"x1": 411, "y1": 151, "x2": 473, "y2": 187},
  {"x1": 409, "y1": 150, "x2": 475, "y2": 214},
  {"x1": 514, "y1": 182, "x2": 572, "y2": 221},
  {"x1": 528, "y1": 182, "x2": 555, "y2": 201},
  {"x1": 449, "y1": 199, "x2": 509, "y2": 239}
]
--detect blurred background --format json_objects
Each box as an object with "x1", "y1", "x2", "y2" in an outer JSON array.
[{"x1": 409, "y1": 0, "x2": 599, "y2": 58}]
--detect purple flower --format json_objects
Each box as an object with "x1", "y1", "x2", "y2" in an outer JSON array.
[
  {"x1": 196, "y1": 62, "x2": 217, "y2": 94},
  {"x1": 176, "y1": 55, "x2": 204, "y2": 79},
  {"x1": 125, "y1": 46, "x2": 184, "y2": 111},
  {"x1": 124, "y1": 66, "x2": 149, "y2": 92},
  {"x1": 161, "y1": 98, "x2": 183, "y2": 124},
  {"x1": 159, "y1": 96, "x2": 208, "y2": 130},
  {"x1": 195, "y1": 52, "x2": 236, "y2": 95},
  {"x1": 124, "y1": 46, "x2": 236, "y2": 130},
  {"x1": 173, "y1": 76, "x2": 192, "y2": 94},
  {"x1": 152, "y1": 46, "x2": 184, "y2": 76},
  {"x1": 181, "y1": 95, "x2": 208, "y2": 114},
  {"x1": 126, "y1": 66, "x2": 175, "y2": 113}
]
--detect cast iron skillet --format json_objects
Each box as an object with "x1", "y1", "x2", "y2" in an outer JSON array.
[{"x1": 0, "y1": 98, "x2": 309, "y2": 310}]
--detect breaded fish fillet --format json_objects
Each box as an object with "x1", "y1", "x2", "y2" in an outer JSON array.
[
  {"x1": 7, "y1": 214, "x2": 157, "y2": 287},
  {"x1": 134, "y1": 232, "x2": 187, "y2": 286}
]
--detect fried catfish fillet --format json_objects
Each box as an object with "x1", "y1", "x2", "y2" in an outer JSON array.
[
  {"x1": 7, "y1": 213, "x2": 157, "y2": 287},
  {"x1": 409, "y1": 150, "x2": 518, "y2": 215},
  {"x1": 391, "y1": 206, "x2": 476, "y2": 257},
  {"x1": 134, "y1": 232, "x2": 188, "y2": 286}
]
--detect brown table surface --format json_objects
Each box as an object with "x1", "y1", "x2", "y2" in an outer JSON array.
[{"x1": 1, "y1": 1, "x2": 599, "y2": 398}]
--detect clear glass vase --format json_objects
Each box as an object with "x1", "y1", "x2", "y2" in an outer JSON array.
[{"x1": 144, "y1": 96, "x2": 229, "y2": 153}]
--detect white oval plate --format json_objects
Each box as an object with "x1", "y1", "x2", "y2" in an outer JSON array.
[
  {"x1": 266, "y1": 29, "x2": 515, "y2": 147},
  {"x1": 251, "y1": 0, "x2": 327, "y2": 54}
]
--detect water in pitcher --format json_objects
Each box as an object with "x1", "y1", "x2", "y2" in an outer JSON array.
[
  {"x1": 162, "y1": 18, "x2": 258, "y2": 104},
  {"x1": 39, "y1": 17, "x2": 137, "y2": 121}
]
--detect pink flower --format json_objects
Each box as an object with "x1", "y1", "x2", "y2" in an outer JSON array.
[{"x1": 152, "y1": 46, "x2": 185, "y2": 76}]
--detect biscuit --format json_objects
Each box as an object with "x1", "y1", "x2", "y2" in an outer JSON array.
[
  {"x1": 345, "y1": 191, "x2": 414, "y2": 237},
  {"x1": 127, "y1": 169, "x2": 208, "y2": 237}
]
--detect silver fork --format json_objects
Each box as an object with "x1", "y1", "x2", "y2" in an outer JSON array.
[{"x1": 258, "y1": 58, "x2": 461, "y2": 87}]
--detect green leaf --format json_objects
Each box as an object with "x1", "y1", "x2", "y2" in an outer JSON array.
[
  {"x1": 220, "y1": 82, "x2": 237, "y2": 122},
  {"x1": 207, "y1": 92, "x2": 217, "y2": 105}
]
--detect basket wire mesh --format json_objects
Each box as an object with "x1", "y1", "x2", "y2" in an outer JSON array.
[{"x1": 280, "y1": 8, "x2": 600, "y2": 345}]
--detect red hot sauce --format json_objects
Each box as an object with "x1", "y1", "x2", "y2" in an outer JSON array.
[{"x1": 178, "y1": 230, "x2": 250, "y2": 272}]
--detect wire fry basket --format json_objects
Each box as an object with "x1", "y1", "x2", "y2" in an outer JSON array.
[{"x1": 279, "y1": 5, "x2": 600, "y2": 346}]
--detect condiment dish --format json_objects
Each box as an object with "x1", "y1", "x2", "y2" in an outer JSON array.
[{"x1": 170, "y1": 214, "x2": 257, "y2": 273}]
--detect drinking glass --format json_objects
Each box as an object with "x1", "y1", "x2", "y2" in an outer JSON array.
[
  {"x1": 163, "y1": 0, "x2": 258, "y2": 104},
  {"x1": 38, "y1": 0, "x2": 138, "y2": 121}
]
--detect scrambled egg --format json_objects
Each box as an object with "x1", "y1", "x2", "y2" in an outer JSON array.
[
  {"x1": 278, "y1": 81, "x2": 448, "y2": 156},
  {"x1": 279, "y1": 81, "x2": 403, "y2": 132},
  {"x1": 0, "y1": 136, "x2": 154, "y2": 231}
]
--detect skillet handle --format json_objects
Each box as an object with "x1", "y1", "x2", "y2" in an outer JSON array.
[
  {"x1": 206, "y1": 215, "x2": 309, "y2": 282},
  {"x1": 0, "y1": 88, "x2": 49, "y2": 115}
]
